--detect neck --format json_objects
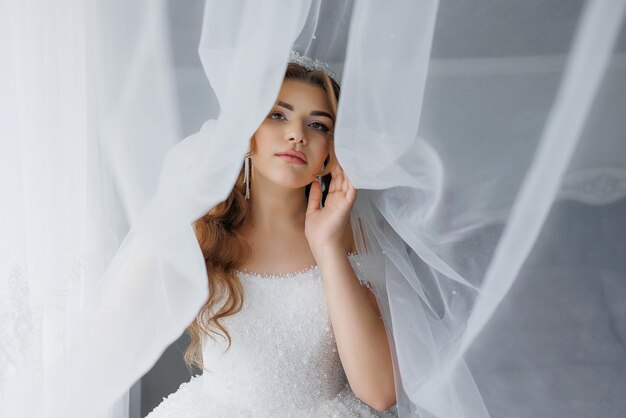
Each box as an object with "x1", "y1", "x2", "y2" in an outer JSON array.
[{"x1": 245, "y1": 169, "x2": 308, "y2": 233}]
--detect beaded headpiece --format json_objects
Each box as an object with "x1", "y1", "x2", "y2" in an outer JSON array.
[{"x1": 288, "y1": 50, "x2": 339, "y2": 85}]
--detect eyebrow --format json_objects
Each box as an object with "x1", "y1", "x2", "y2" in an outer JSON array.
[{"x1": 276, "y1": 101, "x2": 334, "y2": 122}]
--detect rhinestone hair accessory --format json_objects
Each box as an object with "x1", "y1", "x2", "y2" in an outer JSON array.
[{"x1": 288, "y1": 50, "x2": 339, "y2": 85}]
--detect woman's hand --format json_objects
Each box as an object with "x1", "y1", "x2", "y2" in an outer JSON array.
[{"x1": 305, "y1": 162, "x2": 357, "y2": 252}]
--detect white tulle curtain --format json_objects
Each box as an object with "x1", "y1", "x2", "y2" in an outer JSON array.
[
  {"x1": 2, "y1": 0, "x2": 626, "y2": 417},
  {"x1": 0, "y1": 0, "x2": 180, "y2": 416}
]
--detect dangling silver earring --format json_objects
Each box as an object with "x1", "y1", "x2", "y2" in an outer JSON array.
[{"x1": 243, "y1": 154, "x2": 251, "y2": 199}]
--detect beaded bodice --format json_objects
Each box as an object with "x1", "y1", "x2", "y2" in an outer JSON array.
[{"x1": 200, "y1": 252, "x2": 370, "y2": 413}]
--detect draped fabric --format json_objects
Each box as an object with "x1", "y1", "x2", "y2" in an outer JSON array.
[{"x1": 2, "y1": 0, "x2": 625, "y2": 417}]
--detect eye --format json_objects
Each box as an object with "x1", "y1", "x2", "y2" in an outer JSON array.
[
  {"x1": 310, "y1": 121, "x2": 330, "y2": 133},
  {"x1": 269, "y1": 112, "x2": 286, "y2": 120}
]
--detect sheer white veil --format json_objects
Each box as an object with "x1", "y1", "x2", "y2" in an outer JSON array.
[{"x1": 2, "y1": 0, "x2": 626, "y2": 417}]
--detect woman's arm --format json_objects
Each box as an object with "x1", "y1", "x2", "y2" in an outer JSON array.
[
  {"x1": 312, "y1": 243, "x2": 396, "y2": 412},
  {"x1": 305, "y1": 164, "x2": 396, "y2": 411}
]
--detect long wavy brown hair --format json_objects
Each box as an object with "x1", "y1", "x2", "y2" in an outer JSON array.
[{"x1": 185, "y1": 62, "x2": 341, "y2": 372}]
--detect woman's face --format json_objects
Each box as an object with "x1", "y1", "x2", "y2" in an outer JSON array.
[{"x1": 250, "y1": 79, "x2": 334, "y2": 189}]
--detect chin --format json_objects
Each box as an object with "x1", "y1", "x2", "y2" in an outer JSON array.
[{"x1": 254, "y1": 165, "x2": 310, "y2": 190}]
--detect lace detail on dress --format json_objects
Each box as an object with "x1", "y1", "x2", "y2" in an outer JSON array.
[
  {"x1": 234, "y1": 262, "x2": 320, "y2": 279},
  {"x1": 146, "y1": 250, "x2": 397, "y2": 417},
  {"x1": 234, "y1": 252, "x2": 375, "y2": 292},
  {"x1": 147, "y1": 375, "x2": 398, "y2": 417}
]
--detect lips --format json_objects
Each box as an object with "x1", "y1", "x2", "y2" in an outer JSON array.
[{"x1": 276, "y1": 150, "x2": 307, "y2": 163}]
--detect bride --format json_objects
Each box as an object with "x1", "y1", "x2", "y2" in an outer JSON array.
[
  {"x1": 5, "y1": 1, "x2": 624, "y2": 417},
  {"x1": 146, "y1": 54, "x2": 398, "y2": 417}
]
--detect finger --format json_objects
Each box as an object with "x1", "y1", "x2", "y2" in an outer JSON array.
[
  {"x1": 346, "y1": 183, "x2": 357, "y2": 204},
  {"x1": 306, "y1": 179, "x2": 322, "y2": 216},
  {"x1": 337, "y1": 166, "x2": 348, "y2": 191},
  {"x1": 347, "y1": 176, "x2": 355, "y2": 191},
  {"x1": 328, "y1": 169, "x2": 337, "y2": 193},
  {"x1": 330, "y1": 165, "x2": 342, "y2": 193},
  {"x1": 335, "y1": 163, "x2": 343, "y2": 174}
]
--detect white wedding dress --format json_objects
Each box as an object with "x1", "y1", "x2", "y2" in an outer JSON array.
[{"x1": 145, "y1": 252, "x2": 398, "y2": 417}]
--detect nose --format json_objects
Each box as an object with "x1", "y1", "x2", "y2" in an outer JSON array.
[{"x1": 285, "y1": 121, "x2": 307, "y2": 144}]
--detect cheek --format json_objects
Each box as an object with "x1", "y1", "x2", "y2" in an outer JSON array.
[
  {"x1": 254, "y1": 124, "x2": 273, "y2": 141},
  {"x1": 314, "y1": 142, "x2": 331, "y2": 167},
  {"x1": 320, "y1": 140, "x2": 331, "y2": 159},
  {"x1": 253, "y1": 125, "x2": 279, "y2": 151}
]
